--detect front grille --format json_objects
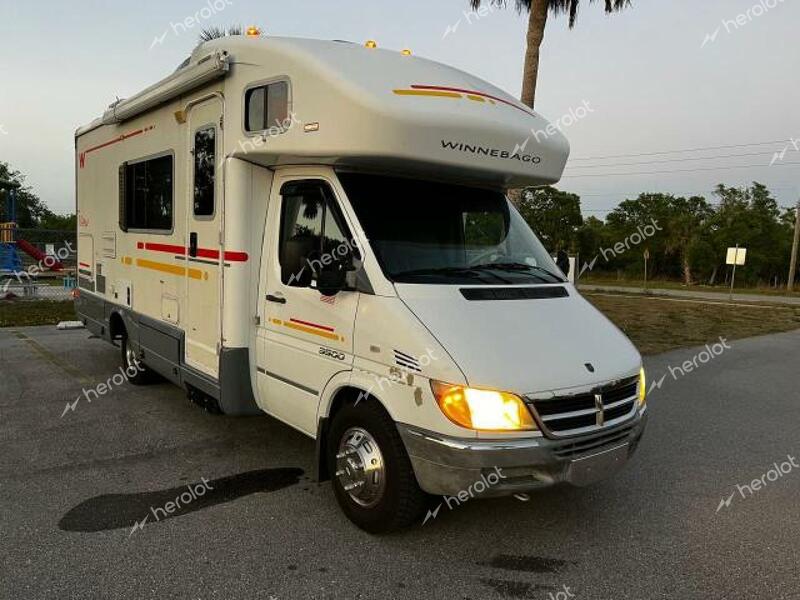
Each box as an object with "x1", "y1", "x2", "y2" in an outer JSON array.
[{"x1": 528, "y1": 376, "x2": 639, "y2": 437}]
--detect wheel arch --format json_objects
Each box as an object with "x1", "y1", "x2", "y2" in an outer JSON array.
[{"x1": 315, "y1": 378, "x2": 394, "y2": 483}]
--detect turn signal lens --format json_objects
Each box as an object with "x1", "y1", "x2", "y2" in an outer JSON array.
[
  {"x1": 431, "y1": 381, "x2": 537, "y2": 431},
  {"x1": 639, "y1": 367, "x2": 647, "y2": 407}
]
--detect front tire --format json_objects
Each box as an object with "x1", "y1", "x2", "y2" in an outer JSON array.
[{"x1": 327, "y1": 400, "x2": 428, "y2": 533}]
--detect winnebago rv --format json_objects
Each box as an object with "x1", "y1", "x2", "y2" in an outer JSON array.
[{"x1": 75, "y1": 33, "x2": 648, "y2": 532}]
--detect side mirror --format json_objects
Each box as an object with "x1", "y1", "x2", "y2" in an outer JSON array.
[{"x1": 317, "y1": 267, "x2": 349, "y2": 297}]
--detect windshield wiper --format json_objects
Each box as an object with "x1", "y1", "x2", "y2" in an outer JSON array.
[{"x1": 469, "y1": 262, "x2": 565, "y2": 283}]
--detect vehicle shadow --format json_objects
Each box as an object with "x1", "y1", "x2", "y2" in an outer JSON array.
[{"x1": 58, "y1": 467, "x2": 304, "y2": 533}]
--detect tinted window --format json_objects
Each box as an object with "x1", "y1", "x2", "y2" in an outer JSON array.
[
  {"x1": 278, "y1": 181, "x2": 353, "y2": 286},
  {"x1": 245, "y1": 81, "x2": 289, "y2": 132},
  {"x1": 122, "y1": 155, "x2": 173, "y2": 231},
  {"x1": 193, "y1": 127, "x2": 215, "y2": 217}
]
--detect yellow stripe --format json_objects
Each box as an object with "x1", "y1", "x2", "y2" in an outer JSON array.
[
  {"x1": 467, "y1": 94, "x2": 486, "y2": 102},
  {"x1": 282, "y1": 320, "x2": 341, "y2": 341},
  {"x1": 393, "y1": 89, "x2": 462, "y2": 99},
  {"x1": 135, "y1": 258, "x2": 204, "y2": 280}
]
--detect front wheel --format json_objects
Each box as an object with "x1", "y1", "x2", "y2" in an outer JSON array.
[{"x1": 327, "y1": 400, "x2": 428, "y2": 533}]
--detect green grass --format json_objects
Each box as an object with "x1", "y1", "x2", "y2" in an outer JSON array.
[
  {"x1": 579, "y1": 275, "x2": 799, "y2": 298},
  {"x1": 0, "y1": 300, "x2": 77, "y2": 328},
  {"x1": 587, "y1": 292, "x2": 800, "y2": 355}
]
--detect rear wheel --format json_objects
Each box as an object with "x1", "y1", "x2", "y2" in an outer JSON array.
[
  {"x1": 120, "y1": 333, "x2": 153, "y2": 385},
  {"x1": 327, "y1": 400, "x2": 428, "y2": 533}
]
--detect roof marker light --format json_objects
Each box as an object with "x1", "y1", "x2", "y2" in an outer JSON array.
[
  {"x1": 365, "y1": 40, "x2": 378, "y2": 49},
  {"x1": 246, "y1": 26, "x2": 261, "y2": 37},
  {"x1": 401, "y1": 49, "x2": 412, "y2": 56}
]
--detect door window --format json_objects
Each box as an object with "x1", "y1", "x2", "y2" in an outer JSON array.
[
  {"x1": 278, "y1": 181, "x2": 353, "y2": 287},
  {"x1": 193, "y1": 126, "x2": 216, "y2": 217}
]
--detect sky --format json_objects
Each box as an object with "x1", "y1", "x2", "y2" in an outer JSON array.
[{"x1": 0, "y1": 0, "x2": 798, "y2": 217}]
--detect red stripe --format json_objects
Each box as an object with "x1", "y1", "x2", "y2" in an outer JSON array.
[
  {"x1": 410, "y1": 85, "x2": 536, "y2": 117},
  {"x1": 79, "y1": 262, "x2": 91, "y2": 268},
  {"x1": 138, "y1": 242, "x2": 248, "y2": 262},
  {"x1": 84, "y1": 128, "x2": 145, "y2": 156},
  {"x1": 289, "y1": 318, "x2": 335, "y2": 333},
  {"x1": 144, "y1": 242, "x2": 185, "y2": 255},
  {"x1": 223, "y1": 251, "x2": 249, "y2": 262}
]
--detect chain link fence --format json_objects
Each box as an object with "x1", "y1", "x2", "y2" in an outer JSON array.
[{"x1": 1, "y1": 227, "x2": 77, "y2": 301}]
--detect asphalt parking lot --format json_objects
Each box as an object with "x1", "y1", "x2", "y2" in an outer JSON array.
[{"x1": 1, "y1": 326, "x2": 799, "y2": 599}]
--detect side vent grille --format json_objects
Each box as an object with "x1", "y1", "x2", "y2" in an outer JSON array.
[{"x1": 394, "y1": 350, "x2": 422, "y2": 372}]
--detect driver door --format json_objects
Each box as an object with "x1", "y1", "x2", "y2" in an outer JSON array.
[{"x1": 257, "y1": 174, "x2": 359, "y2": 436}]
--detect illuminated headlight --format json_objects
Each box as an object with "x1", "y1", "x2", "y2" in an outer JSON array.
[
  {"x1": 430, "y1": 381, "x2": 537, "y2": 431},
  {"x1": 639, "y1": 367, "x2": 647, "y2": 407}
]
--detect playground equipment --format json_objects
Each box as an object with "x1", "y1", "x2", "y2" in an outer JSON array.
[
  {"x1": 0, "y1": 179, "x2": 22, "y2": 273},
  {"x1": 0, "y1": 179, "x2": 64, "y2": 274}
]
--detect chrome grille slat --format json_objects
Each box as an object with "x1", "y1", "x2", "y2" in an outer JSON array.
[
  {"x1": 527, "y1": 376, "x2": 639, "y2": 438},
  {"x1": 603, "y1": 395, "x2": 637, "y2": 410},
  {"x1": 541, "y1": 407, "x2": 599, "y2": 422}
]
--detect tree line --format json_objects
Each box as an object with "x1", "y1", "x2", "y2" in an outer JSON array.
[
  {"x1": 0, "y1": 162, "x2": 75, "y2": 230},
  {"x1": 518, "y1": 183, "x2": 798, "y2": 287}
]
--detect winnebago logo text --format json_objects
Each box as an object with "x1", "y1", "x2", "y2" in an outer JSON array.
[{"x1": 441, "y1": 140, "x2": 541, "y2": 165}]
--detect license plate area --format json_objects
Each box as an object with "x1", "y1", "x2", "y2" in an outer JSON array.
[{"x1": 566, "y1": 443, "x2": 629, "y2": 487}]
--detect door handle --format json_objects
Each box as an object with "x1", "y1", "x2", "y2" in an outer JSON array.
[
  {"x1": 189, "y1": 232, "x2": 198, "y2": 258},
  {"x1": 266, "y1": 294, "x2": 287, "y2": 304}
]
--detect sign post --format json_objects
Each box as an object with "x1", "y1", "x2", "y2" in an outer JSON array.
[
  {"x1": 726, "y1": 246, "x2": 747, "y2": 301},
  {"x1": 643, "y1": 248, "x2": 650, "y2": 292}
]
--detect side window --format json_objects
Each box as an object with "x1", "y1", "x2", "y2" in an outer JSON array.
[
  {"x1": 278, "y1": 181, "x2": 352, "y2": 287},
  {"x1": 193, "y1": 126, "x2": 216, "y2": 217},
  {"x1": 120, "y1": 154, "x2": 173, "y2": 232},
  {"x1": 245, "y1": 81, "x2": 289, "y2": 132}
]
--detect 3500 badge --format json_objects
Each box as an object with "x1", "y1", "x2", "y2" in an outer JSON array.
[{"x1": 319, "y1": 347, "x2": 346, "y2": 361}]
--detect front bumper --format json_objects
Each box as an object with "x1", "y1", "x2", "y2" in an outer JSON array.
[{"x1": 398, "y1": 411, "x2": 647, "y2": 497}]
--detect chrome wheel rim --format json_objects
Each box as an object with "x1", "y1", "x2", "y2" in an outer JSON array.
[{"x1": 335, "y1": 427, "x2": 386, "y2": 508}]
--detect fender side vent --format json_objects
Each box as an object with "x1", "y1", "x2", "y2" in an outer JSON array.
[
  {"x1": 460, "y1": 287, "x2": 569, "y2": 301},
  {"x1": 394, "y1": 350, "x2": 422, "y2": 372}
]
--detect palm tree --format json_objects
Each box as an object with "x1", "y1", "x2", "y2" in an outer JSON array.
[{"x1": 469, "y1": 1, "x2": 631, "y2": 108}]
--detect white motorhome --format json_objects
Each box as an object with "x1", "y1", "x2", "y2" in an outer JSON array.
[{"x1": 75, "y1": 32, "x2": 648, "y2": 532}]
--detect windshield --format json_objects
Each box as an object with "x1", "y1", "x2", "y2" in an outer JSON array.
[{"x1": 339, "y1": 173, "x2": 565, "y2": 286}]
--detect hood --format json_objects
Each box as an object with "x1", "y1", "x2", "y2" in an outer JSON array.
[{"x1": 395, "y1": 284, "x2": 641, "y2": 395}]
